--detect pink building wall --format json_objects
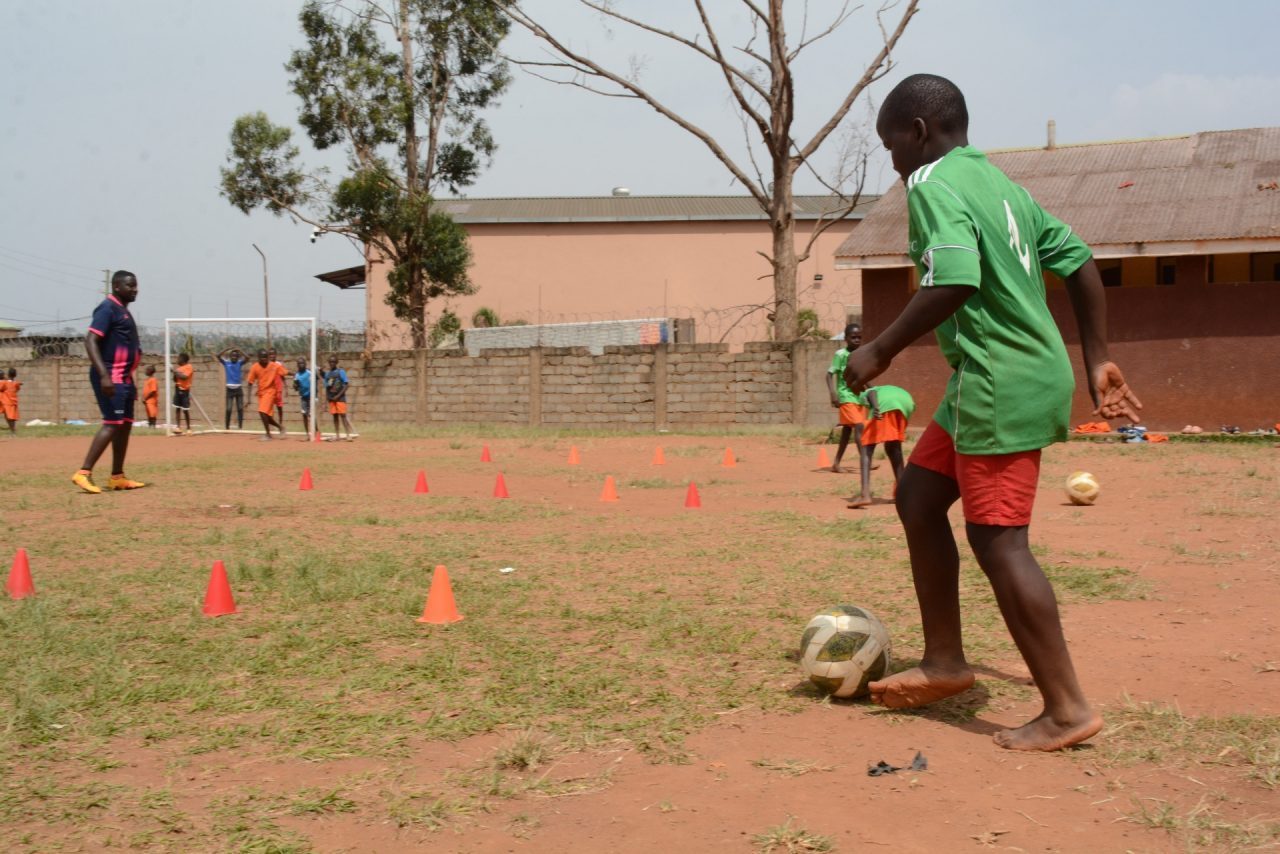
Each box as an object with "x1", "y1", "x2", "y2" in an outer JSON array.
[{"x1": 364, "y1": 219, "x2": 861, "y2": 350}]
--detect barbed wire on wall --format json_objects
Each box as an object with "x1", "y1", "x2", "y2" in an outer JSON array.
[{"x1": 1, "y1": 321, "x2": 368, "y2": 361}]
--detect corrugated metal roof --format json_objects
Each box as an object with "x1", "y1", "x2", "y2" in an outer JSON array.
[
  {"x1": 836, "y1": 127, "x2": 1280, "y2": 261},
  {"x1": 435, "y1": 194, "x2": 878, "y2": 224}
]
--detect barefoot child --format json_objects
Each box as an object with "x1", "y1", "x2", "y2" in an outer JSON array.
[
  {"x1": 848, "y1": 385, "x2": 914, "y2": 509},
  {"x1": 246, "y1": 349, "x2": 287, "y2": 440},
  {"x1": 141, "y1": 365, "x2": 159, "y2": 428},
  {"x1": 172, "y1": 353, "x2": 193, "y2": 434},
  {"x1": 1, "y1": 368, "x2": 19, "y2": 434},
  {"x1": 825, "y1": 324, "x2": 866, "y2": 473},
  {"x1": 844, "y1": 74, "x2": 1142, "y2": 752},
  {"x1": 324, "y1": 356, "x2": 353, "y2": 441},
  {"x1": 292, "y1": 357, "x2": 313, "y2": 439}
]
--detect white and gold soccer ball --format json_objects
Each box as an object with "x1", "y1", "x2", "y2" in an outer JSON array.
[
  {"x1": 799, "y1": 605, "x2": 891, "y2": 699},
  {"x1": 1065, "y1": 470, "x2": 1101, "y2": 505}
]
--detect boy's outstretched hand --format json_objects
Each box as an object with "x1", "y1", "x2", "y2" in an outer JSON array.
[
  {"x1": 842, "y1": 344, "x2": 891, "y2": 395},
  {"x1": 1090, "y1": 361, "x2": 1143, "y2": 423}
]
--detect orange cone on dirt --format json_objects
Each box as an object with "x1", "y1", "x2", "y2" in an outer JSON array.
[
  {"x1": 722, "y1": 447, "x2": 737, "y2": 468},
  {"x1": 202, "y1": 560, "x2": 237, "y2": 617},
  {"x1": 480, "y1": 445, "x2": 492, "y2": 463},
  {"x1": 568, "y1": 446, "x2": 581, "y2": 465},
  {"x1": 7, "y1": 548, "x2": 35, "y2": 600},
  {"x1": 817, "y1": 446, "x2": 831, "y2": 468},
  {"x1": 417, "y1": 564, "x2": 464, "y2": 624},
  {"x1": 684, "y1": 482, "x2": 702, "y2": 509},
  {"x1": 599, "y1": 475, "x2": 619, "y2": 502},
  {"x1": 313, "y1": 429, "x2": 323, "y2": 443},
  {"x1": 652, "y1": 446, "x2": 666, "y2": 466},
  {"x1": 493, "y1": 473, "x2": 509, "y2": 499},
  {"x1": 299, "y1": 468, "x2": 314, "y2": 490},
  {"x1": 414, "y1": 470, "x2": 429, "y2": 494}
]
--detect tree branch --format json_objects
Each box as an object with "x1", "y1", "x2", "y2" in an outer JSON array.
[
  {"x1": 573, "y1": 0, "x2": 770, "y2": 102},
  {"x1": 788, "y1": 0, "x2": 860, "y2": 62},
  {"x1": 692, "y1": 0, "x2": 771, "y2": 144},
  {"x1": 505, "y1": 6, "x2": 769, "y2": 208},
  {"x1": 796, "y1": 0, "x2": 917, "y2": 162}
]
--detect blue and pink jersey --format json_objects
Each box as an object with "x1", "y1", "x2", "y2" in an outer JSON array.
[{"x1": 88, "y1": 295, "x2": 141, "y2": 384}]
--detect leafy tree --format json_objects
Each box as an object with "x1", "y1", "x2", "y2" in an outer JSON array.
[
  {"x1": 501, "y1": 0, "x2": 918, "y2": 341},
  {"x1": 796, "y1": 307, "x2": 831, "y2": 340},
  {"x1": 471, "y1": 306, "x2": 501, "y2": 327},
  {"x1": 429, "y1": 309, "x2": 463, "y2": 347},
  {"x1": 220, "y1": 0, "x2": 511, "y2": 349}
]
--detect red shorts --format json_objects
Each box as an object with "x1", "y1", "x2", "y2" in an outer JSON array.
[
  {"x1": 861, "y1": 410, "x2": 907, "y2": 445},
  {"x1": 908, "y1": 420, "x2": 1041, "y2": 527},
  {"x1": 838, "y1": 403, "x2": 866, "y2": 426},
  {"x1": 328, "y1": 401, "x2": 347, "y2": 415}
]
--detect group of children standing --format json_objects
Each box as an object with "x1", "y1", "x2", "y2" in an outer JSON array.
[
  {"x1": 826, "y1": 322, "x2": 915, "y2": 509},
  {"x1": 135, "y1": 349, "x2": 354, "y2": 440}
]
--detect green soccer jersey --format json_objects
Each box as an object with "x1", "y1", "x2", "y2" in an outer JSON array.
[
  {"x1": 828, "y1": 349, "x2": 864, "y2": 405},
  {"x1": 905, "y1": 146, "x2": 1092, "y2": 454},
  {"x1": 867, "y1": 385, "x2": 915, "y2": 420}
]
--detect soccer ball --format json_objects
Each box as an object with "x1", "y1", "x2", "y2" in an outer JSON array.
[
  {"x1": 799, "y1": 605, "x2": 892, "y2": 699},
  {"x1": 1065, "y1": 470, "x2": 1101, "y2": 505}
]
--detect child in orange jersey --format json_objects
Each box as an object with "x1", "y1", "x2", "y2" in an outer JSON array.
[
  {"x1": 1, "y1": 367, "x2": 19, "y2": 433},
  {"x1": 141, "y1": 365, "x2": 159, "y2": 428},
  {"x1": 246, "y1": 349, "x2": 287, "y2": 440},
  {"x1": 172, "y1": 353, "x2": 194, "y2": 434}
]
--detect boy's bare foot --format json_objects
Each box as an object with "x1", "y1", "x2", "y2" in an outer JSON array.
[
  {"x1": 847, "y1": 497, "x2": 872, "y2": 509},
  {"x1": 868, "y1": 665, "x2": 975, "y2": 709},
  {"x1": 994, "y1": 710, "x2": 1103, "y2": 752},
  {"x1": 830, "y1": 464, "x2": 841, "y2": 473}
]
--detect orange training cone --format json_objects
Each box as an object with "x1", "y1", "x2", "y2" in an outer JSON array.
[
  {"x1": 414, "y1": 470, "x2": 429, "y2": 494},
  {"x1": 7, "y1": 548, "x2": 35, "y2": 600},
  {"x1": 722, "y1": 447, "x2": 737, "y2": 468},
  {"x1": 299, "y1": 468, "x2": 314, "y2": 490},
  {"x1": 480, "y1": 445, "x2": 492, "y2": 463},
  {"x1": 599, "y1": 475, "x2": 619, "y2": 502},
  {"x1": 493, "y1": 472, "x2": 509, "y2": 499},
  {"x1": 684, "y1": 482, "x2": 702, "y2": 509},
  {"x1": 313, "y1": 429, "x2": 322, "y2": 443},
  {"x1": 817, "y1": 446, "x2": 831, "y2": 468},
  {"x1": 417, "y1": 564, "x2": 464, "y2": 624},
  {"x1": 202, "y1": 560, "x2": 237, "y2": 617},
  {"x1": 652, "y1": 446, "x2": 666, "y2": 466},
  {"x1": 568, "y1": 445, "x2": 581, "y2": 465}
]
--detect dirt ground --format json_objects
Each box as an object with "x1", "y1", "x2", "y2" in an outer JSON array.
[{"x1": 2, "y1": 428, "x2": 1277, "y2": 852}]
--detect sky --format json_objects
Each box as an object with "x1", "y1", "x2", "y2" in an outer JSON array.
[{"x1": 1, "y1": 0, "x2": 1276, "y2": 334}]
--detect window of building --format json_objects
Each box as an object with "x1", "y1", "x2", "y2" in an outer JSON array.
[
  {"x1": 1097, "y1": 259, "x2": 1122, "y2": 288},
  {"x1": 1156, "y1": 258, "x2": 1177, "y2": 286},
  {"x1": 1251, "y1": 252, "x2": 1280, "y2": 282}
]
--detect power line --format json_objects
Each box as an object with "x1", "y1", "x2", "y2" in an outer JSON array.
[
  {"x1": 0, "y1": 259, "x2": 103, "y2": 294},
  {"x1": 0, "y1": 247, "x2": 106, "y2": 287},
  {"x1": 0, "y1": 242, "x2": 104, "y2": 273}
]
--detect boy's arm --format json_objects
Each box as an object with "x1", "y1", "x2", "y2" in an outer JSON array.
[
  {"x1": 864, "y1": 388, "x2": 881, "y2": 420},
  {"x1": 843, "y1": 285, "x2": 975, "y2": 392},
  {"x1": 825, "y1": 373, "x2": 839, "y2": 407},
  {"x1": 1063, "y1": 259, "x2": 1142, "y2": 422}
]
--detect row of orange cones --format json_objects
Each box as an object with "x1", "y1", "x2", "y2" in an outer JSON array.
[
  {"x1": 483, "y1": 444, "x2": 740, "y2": 468},
  {"x1": 5, "y1": 548, "x2": 466, "y2": 625},
  {"x1": 298, "y1": 467, "x2": 705, "y2": 506}
]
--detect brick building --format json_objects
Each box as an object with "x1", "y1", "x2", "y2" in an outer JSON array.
[{"x1": 835, "y1": 127, "x2": 1280, "y2": 431}]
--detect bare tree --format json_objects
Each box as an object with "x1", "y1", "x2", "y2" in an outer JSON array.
[{"x1": 500, "y1": 0, "x2": 918, "y2": 340}]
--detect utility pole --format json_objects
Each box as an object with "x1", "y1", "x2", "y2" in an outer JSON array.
[
  {"x1": 102, "y1": 268, "x2": 111, "y2": 296},
  {"x1": 252, "y1": 243, "x2": 271, "y2": 347}
]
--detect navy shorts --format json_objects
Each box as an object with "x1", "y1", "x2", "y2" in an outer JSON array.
[{"x1": 90, "y1": 372, "x2": 137, "y2": 425}]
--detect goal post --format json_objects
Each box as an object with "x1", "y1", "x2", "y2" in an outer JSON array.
[{"x1": 162, "y1": 317, "x2": 318, "y2": 437}]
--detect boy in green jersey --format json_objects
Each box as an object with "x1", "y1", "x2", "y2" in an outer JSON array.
[
  {"x1": 848, "y1": 385, "x2": 914, "y2": 510},
  {"x1": 825, "y1": 323, "x2": 867, "y2": 473},
  {"x1": 844, "y1": 75, "x2": 1142, "y2": 752}
]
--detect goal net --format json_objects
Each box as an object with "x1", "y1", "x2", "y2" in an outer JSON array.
[{"x1": 162, "y1": 318, "x2": 318, "y2": 437}]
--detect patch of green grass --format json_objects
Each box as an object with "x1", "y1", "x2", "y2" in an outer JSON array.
[
  {"x1": 753, "y1": 817, "x2": 834, "y2": 852},
  {"x1": 1043, "y1": 563, "x2": 1149, "y2": 601},
  {"x1": 626, "y1": 477, "x2": 682, "y2": 489},
  {"x1": 1099, "y1": 697, "x2": 1280, "y2": 789},
  {"x1": 493, "y1": 730, "x2": 555, "y2": 772},
  {"x1": 287, "y1": 788, "x2": 358, "y2": 816},
  {"x1": 1126, "y1": 795, "x2": 1280, "y2": 850}
]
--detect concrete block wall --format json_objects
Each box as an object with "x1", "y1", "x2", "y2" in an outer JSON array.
[{"x1": 8, "y1": 342, "x2": 829, "y2": 430}]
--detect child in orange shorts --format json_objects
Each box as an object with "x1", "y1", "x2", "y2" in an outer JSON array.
[
  {"x1": 141, "y1": 365, "x2": 159, "y2": 428},
  {"x1": 848, "y1": 385, "x2": 914, "y2": 509},
  {"x1": 825, "y1": 324, "x2": 866, "y2": 473},
  {"x1": 324, "y1": 356, "x2": 354, "y2": 441},
  {"x1": 1, "y1": 367, "x2": 20, "y2": 433}
]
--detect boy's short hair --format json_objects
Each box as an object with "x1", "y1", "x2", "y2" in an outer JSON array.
[
  {"x1": 880, "y1": 73, "x2": 968, "y2": 135},
  {"x1": 844, "y1": 323, "x2": 862, "y2": 338},
  {"x1": 178, "y1": 352, "x2": 190, "y2": 361}
]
